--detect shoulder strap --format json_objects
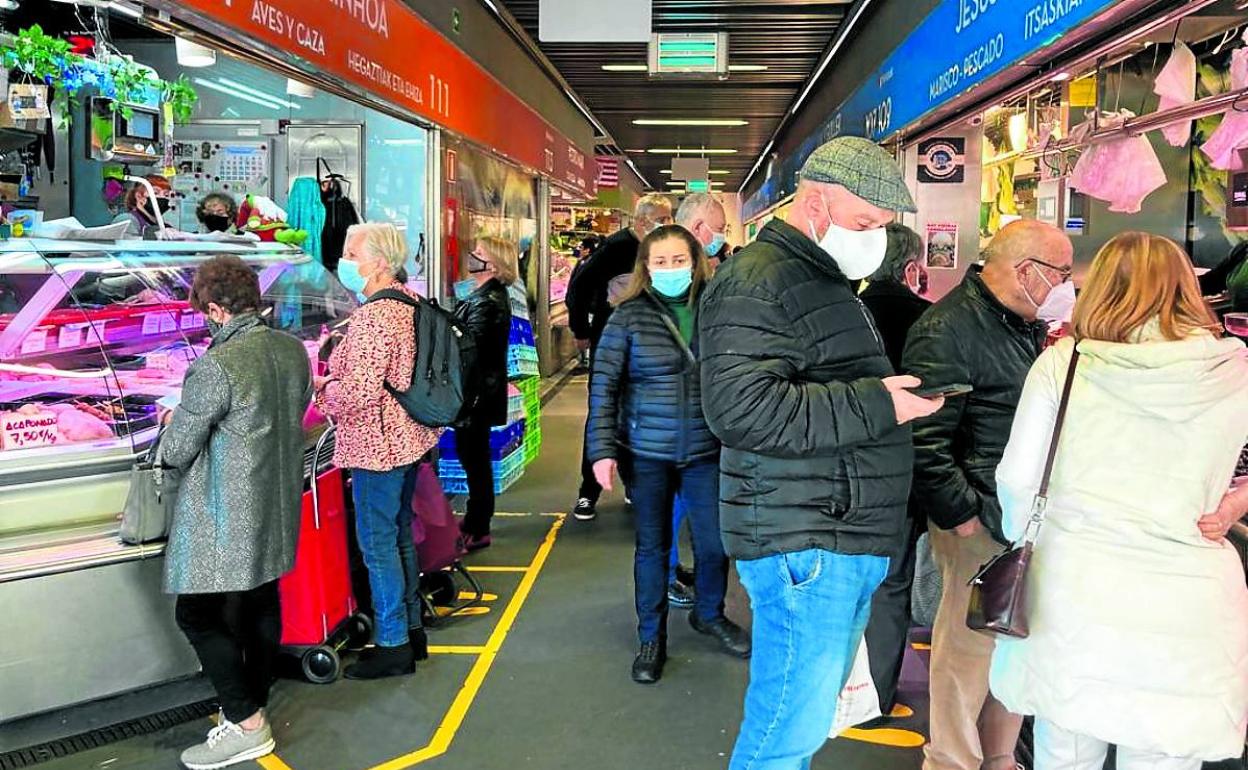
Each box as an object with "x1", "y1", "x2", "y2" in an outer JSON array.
[
  {"x1": 1039, "y1": 346, "x2": 1080, "y2": 499},
  {"x1": 645, "y1": 292, "x2": 697, "y2": 366},
  {"x1": 367, "y1": 288, "x2": 420, "y2": 309},
  {"x1": 1024, "y1": 345, "x2": 1080, "y2": 544}
]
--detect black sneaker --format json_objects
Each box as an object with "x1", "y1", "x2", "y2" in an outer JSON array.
[
  {"x1": 667, "y1": 580, "x2": 695, "y2": 609},
  {"x1": 573, "y1": 497, "x2": 597, "y2": 521},
  {"x1": 410, "y1": 627, "x2": 429, "y2": 661},
  {"x1": 631, "y1": 640, "x2": 666, "y2": 684},
  {"x1": 689, "y1": 614, "x2": 751, "y2": 658}
]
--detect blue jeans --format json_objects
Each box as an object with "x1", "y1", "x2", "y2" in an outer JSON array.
[
  {"x1": 627, "y1": 456, "x2": 727, "y2": 643},
  {"x1": 730, "y1": 549, "x2": 889, "y2": 770},
  {"x1": 351, "y1": 465, "x2": 423, "y2": 648},
  {"x1": 669, "y1": 498, "x2": 686, "y2": 583}
]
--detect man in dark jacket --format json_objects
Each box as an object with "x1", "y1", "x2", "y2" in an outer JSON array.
[
  {"x1": 903, "y1": 220, "x2": 1072, "y2": 770},
  {"x1": 858, "y1": 222, "x2": 932, "y2": 724},
  {"x1": 565, "y1": 194, "x2": 673, "y2": 521},
  {"x1": 700, "y1": 137, "x2": 943, "y2": 770}
]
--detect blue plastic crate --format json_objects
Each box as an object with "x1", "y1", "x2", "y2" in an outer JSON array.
[
  {"x1": 508, "y1": 317, "x2": 536, "y2": 348},
  {"x1": 440, "y1": 447, "x2": 526, "y2": 494},
  {"x1": 438, "y1": 419, "x2": 525, "y2": 461}
]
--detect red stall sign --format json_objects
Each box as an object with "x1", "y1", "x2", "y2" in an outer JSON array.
[{"x1": 172, "y1": 0, "x2": 595, "y2": 197}]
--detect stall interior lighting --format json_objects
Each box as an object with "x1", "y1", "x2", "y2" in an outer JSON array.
[
  {"x1": 645, "y1": 148, "x2": 738, "y2": 155},
  {"x1": 175, "y1": 37, "x2": 216, "y2": 68},
  {"x1": 633, "y1": 118, "x2": 748, "y2": 126},
  {"x1": 1008, "y1": 112, "x2": 1029, "y2": 153},
  {"x1": 601, "y1": 63, "x2": 767, "y2": 72},
  {"x1": 192, "y1": 78, "x2": 300, "y2": 111},
  {"x1": 109, "y1": 1, "x2": 142, "y2": 17}
]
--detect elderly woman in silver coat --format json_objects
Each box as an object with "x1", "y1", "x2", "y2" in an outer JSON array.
[{"x1": 162, "y1": 255, "x2": 312, "y2": 770}]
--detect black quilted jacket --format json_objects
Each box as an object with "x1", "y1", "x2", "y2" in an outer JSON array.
[
  {"x1": 901, "y1": 266, "x2": 1048, "y2": 543},
  {"x1": 586, "y1": 291, "x2": 719, "y2": 465},
  {"x1": 699, "y1": 219, "x2": 913, "y2": 561}
]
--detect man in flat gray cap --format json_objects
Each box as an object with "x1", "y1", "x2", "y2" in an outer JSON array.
[{"x1": 700, "y1": 136, "x2": 942, "y2": 770}]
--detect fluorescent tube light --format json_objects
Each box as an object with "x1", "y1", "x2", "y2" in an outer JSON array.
[
  {"x1": 633, "y1": 118, "x2": 748, "y2": 126},
  {"x1": 217, "y1": 77, "x2": 301, "y2": 110},
  {"x1": 646, "y1": 148, "x2": 738, "y2": 155}
]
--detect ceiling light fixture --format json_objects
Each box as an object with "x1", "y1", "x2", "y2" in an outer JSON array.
[
  {"x1": 603, "y1": 63, "x2": 767, "y2": 73},
  {"x1": 286, "y1": 78, "x2": 315, "y2": 98},
  {"x1": 646, "y1": 148, "x2": 738, "y2": 155},
  {"x1": 1050, "y1": 71, "x2": 1071, "y2": 82},
  {"x1": 175, "y1": 37, "x2": 216, "y2": 68},
  {"x1": 660, "y1": 169, "x2": 730, "y2": 175},
  {"x1": 217, "y1": 77, "x2": 301, "y2": 109},
  {"x1": 729, "y1": 64, "x2": 768, "y2": 72},
  {"x1": 0, "y1": 0, "x2": 19, "y2": 9},
  {"x1": 108, "y1": 1, "x2": 142, "y2": 17},
  {"x1": 633, "y1": 118, "x2": 748, "y2": 126}
]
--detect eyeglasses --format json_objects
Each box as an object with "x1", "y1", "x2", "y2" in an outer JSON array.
[{"x1": 1022, "y1": 257, "x2": 1073, "y2": 283}]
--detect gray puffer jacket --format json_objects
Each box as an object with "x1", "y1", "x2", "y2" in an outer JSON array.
[{"x1": 162, "y1": 314, "x2": 313, "y2": 594}]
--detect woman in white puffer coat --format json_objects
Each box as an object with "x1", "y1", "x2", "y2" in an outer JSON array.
[{"x1": 989, "y1": 231, "x2": 1248, "y2": 770}]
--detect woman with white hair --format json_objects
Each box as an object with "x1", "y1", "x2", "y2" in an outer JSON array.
[{"x1": 314, "y1": 223, "x2": 441, "y2": 679}]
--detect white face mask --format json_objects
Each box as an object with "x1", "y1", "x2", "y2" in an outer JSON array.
[
  {"x1": 809, "y1": 196, "x2": 888, "y2": 280},
  {"x1": 1036, "y1": 280, "x2": 1076, "y2": 325}
]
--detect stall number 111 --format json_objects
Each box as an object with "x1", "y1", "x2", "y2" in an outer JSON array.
[{"x1": 429, "y1": 76, "x2": 450, "y2": 117}]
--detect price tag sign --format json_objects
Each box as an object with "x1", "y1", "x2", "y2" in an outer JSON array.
[
  {"x1": 0, "y1": 411, "x2": 60, "y2": 450},
  {"x1": 181, "y1": 312, "x2": 205, "y2": 330},
  {"x1": 58, "y1": 323, "x2": 86, "y2": 350},
  {"x1": 142, "y1": 313, "x2": 162, "y2": 335},
  {"x1": 19, "y1": 328, "x2": 48, "y2": 355},
  {"x1": 159, "y1": 313, "x2": 179, "y2": 334}
]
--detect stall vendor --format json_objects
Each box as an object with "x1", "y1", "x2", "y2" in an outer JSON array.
[
  {"x1": 196, "y1": 192, "x2": 239, "y2": 234},
  {"x1": 124, "y1": 175, "x2": 174, "y2": 238}
]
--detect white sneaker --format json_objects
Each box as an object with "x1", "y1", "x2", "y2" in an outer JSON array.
[{"x1": 181, "y1": 719, "x2": 275, "y2": 770}]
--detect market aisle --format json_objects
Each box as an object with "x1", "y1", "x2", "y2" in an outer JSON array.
[{"x1": 22, "y1": 375, "x2": 930, "y2": 770}]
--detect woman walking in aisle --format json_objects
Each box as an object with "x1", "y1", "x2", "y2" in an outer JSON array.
[
  {"x1": 315, "y1": 222, "x2": 440, "y2": 679},
  {"x1": 587, "y1": 224, "x2": 749, "y2": 684},
  {"x1": 990, "y1": 231, "x2": 1248, "y2": 770},
  {"x1": 454, "y1": 236, "x2": 517, "y2": 550}
]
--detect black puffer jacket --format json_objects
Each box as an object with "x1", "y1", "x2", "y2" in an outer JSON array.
[
  {"x1": 586, "y1": 291, "x2": 718, "y2": 465},
  {"x1": 566, "y1": 228, "x2": 640, "y2": 347},
  {"x1": 699, "y1": 219, "x2": 913, "y2": 561},
  {"x1": 901, "y1": 266, "x2": 1047, "y2": 543},
  {"x1": 455, "y1": 278, "x2": 512, "y2": 427}
]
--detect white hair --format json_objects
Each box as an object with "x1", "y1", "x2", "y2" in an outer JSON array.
[
  {"x1": 346, "y1": 222, "x2": 407, "y2": 275},
  {"x1": 675, "y1": 193, "x2": 723, "y2": 228}
]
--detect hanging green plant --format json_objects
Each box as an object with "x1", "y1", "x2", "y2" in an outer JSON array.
[
  {"x1": 161, "y1": 75, "x2": 198, "y2": 125},
  {"x1": 1, "y1": 25, "x2": 82, "y2": 85}
]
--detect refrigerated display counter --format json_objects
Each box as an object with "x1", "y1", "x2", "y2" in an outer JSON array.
[{"x1": 0, "y1": 239, "x2": 356, "y2": 723}]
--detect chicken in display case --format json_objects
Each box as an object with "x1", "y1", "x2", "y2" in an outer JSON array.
[{"x1": 0, "y1": 238, "x2": 356, "y2": 723}]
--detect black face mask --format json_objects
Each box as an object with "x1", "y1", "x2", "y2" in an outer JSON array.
[
  {"x1": 201, "y1": 214, "x2": 231, "y2": 232},
  {"x1": 144, "y1": 198, "x2": 170, "y2": 219}
]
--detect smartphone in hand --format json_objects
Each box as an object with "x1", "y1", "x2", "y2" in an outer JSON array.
[{"x1": 913, "y1": 383, "x2": 974, "y2": 400}]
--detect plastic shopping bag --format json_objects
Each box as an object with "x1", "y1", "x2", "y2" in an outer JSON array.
[{"x1": 829, "y1": 638, "x2": 882, "y2": 737}]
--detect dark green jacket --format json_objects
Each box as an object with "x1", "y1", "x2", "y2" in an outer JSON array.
[
  {"x1": 698, "y1": 219, "x2": 913, "y2": 561},
  {"x1": 901, "y1": 267, "x2": 1047, "y2": 543}
]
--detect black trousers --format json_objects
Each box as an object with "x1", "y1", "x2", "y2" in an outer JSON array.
[
  {"x1": 175, "y1": 580, "x2": 281, "y2": 724},
  {"x1": 455, "y1": 418, "x2": 496, "y2": 537},
  {"x1": 578, "y1": 346, "x2": 603, "y2": 503},
  {"x1": 863, "y1": 515, "x2": 920, "y2": 713}
]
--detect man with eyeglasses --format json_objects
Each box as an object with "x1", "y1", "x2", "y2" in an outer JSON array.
[{"x1": 902, "y1": 219, "x2": 1073, "y2": 770}]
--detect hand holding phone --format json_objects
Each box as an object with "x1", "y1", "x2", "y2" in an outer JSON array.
[{"x1": 913, "y1": 383, "x2": 974, "y2": 400}]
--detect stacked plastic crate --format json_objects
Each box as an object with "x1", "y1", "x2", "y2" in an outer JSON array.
[{"x1": 438, "y1": 281, "x2": 540, "y2": 495}]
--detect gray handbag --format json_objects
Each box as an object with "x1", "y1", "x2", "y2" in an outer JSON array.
[{"x1": 120, "y1": 432, "x2": 180, "y2": 544}]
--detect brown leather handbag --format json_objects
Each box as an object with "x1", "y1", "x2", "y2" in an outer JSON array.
[{"x1": 967, "y1": 348, "x2": 1080, "y2": 638}]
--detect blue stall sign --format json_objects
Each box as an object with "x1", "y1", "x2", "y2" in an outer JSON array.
[{"x1": 744, "y1": 0, "x2": 1120, "y2": 220}]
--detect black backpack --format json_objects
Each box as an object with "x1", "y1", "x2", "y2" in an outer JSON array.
[{"x1": 366, "y1": 289, "x2": 478, "y2": 427}]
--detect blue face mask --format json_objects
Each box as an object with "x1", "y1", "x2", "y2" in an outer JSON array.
[
  {"x1": 454, "y1": 278, "x2": 478, "y2": 300},
  {"x1": 337, "y1": 259, "x2": 368, "y2": 303},
  {"x1": 651, "y1": 266, "x2": 693, "y2": 298},
  {"x1": 705, "y1": 232, "x2": 727, "y2": 257}
]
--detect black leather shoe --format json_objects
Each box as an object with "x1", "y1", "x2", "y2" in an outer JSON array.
[
  {"x1": 344, "y1": 643, "x2": 415, "y2": 680},
  {"x1": 667, "y1": 580, "x2": 695, "y2": 609},
  {"x1": 409, "y1": 627, "x2": 429, "y2": 661},
  {"x1": 631, "y1": 641, "x2": 666, "y2": 684},
  {"x1": 689, "y1": 614, "x2": 751, "y2": 658}
]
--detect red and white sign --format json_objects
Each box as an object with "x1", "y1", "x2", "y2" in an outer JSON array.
[
  {"x1": 596, "y1": 157, "x2": 619, "y2": 188},
  {"x1": 1, "y1": 411, "x2": 60, "y2": 451},
  {"x1": 169, "y1": 0, "x2": 596, "y2": 197}
]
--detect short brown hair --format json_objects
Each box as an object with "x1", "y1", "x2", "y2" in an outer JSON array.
[
  {"x1": 190, "y1": 255, "x2": 262, "y2": 315},
  {"x1": 616, "y1": 224, "x2": 711, "y2": 307},
  {"x1": 1073, "y1": 231, "x2": 1219, "y2": 343}
]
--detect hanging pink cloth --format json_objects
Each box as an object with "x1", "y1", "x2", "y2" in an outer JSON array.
[
  {"x1": 1069, "y1": 110, "x2": 1169, "y2": 214},
  {"x1": 1201, "y1": 39, "x2": 1248, "y2": 171},
  {"x1": 1154, "y1": 41, "x2": 1197, "y2": 147}
]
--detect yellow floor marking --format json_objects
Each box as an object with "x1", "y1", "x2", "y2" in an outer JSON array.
[
  {"x1": 910, "y1": 642, "x2": 932, "y2": 651},
  {"x1": 258, "y1": 754, "x2": 296, "y2": 770},
  {"x1": 840, "y1": 727, "x2": 927, "y2": 748},
  {"x1": 890, "y1": 704, "x2": 915, "y2": 718},
  {"x1": 367, "y1": 515, "x2": 566, "y2": 770},
  {"x1": 433, "y1": 605, "x2": 492, "y2": 618},
  {"x1": 493, "y1": 512, "x2": 534, "y2": 518},
  {"x1": 456, "y1": 591, "x2": 498, "y2": 601},
  {"x1": 427, "y1": 645, "x2": 487, "y2": 655},
  {"x1": 467, "y1": 566, "x2": 529, "y2": 573}
]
